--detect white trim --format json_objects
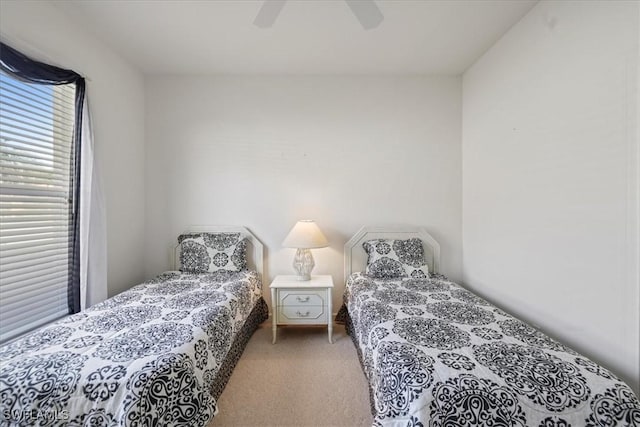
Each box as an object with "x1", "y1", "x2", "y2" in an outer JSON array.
[
  {"x1": 343, "y1": 225, "x2": 441, "y2": 283},
  {"x1": 171, "y1": 226, "x2": 265, "y2": 281},
  {"x1": 80, "y1": 96, "x2": 107, "y2": 310}
]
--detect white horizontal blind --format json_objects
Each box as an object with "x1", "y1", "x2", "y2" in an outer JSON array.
[{"x1": 0, "y1": 71, "x2": 77, "y2": 343}]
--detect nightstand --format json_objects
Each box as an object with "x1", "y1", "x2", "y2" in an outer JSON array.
[{"x1": 270, "y1": 275, "x2": 333, "y2": 344}]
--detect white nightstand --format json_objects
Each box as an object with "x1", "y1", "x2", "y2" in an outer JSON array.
[{"x1": 270, "y1": 275, "x2": 333, "y2": 344}]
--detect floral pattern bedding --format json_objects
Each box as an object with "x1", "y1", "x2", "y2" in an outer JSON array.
[
  {"x1": 339, "y1": 272, "x2": 640, "y2": 427},
  {"x1": 0, "y1": 270, "x2": 264, "y2": 426}
]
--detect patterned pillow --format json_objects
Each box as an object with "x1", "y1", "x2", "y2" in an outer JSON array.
[
  {"x1": 178, "y1": 233, "x2": 247, "y2": 273},
  {"x1": 363, "y1": 238, "x2": 429, "y2": 279}
]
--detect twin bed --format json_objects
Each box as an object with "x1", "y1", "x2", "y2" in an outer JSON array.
[
  {"x1": 337, "y1": 226, "x2": 640, "y2": 426},
  {"x1": 0, "y1": 226, "x2": 268, "y2": 426},
  {"x1": 1, "y1": 224, "x2": 639, "y2": 426}
]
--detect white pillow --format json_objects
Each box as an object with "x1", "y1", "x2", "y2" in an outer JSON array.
[
  {"x1": 363, "y1": 238, "x2": 429, "y2": 279},
  {"x1": 178, "y1": 233, "x2": 247, "y2": 273}
]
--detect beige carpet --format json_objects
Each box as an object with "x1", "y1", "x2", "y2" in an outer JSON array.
[{"x1": 209, "y1": 322, "x2": 373, "y2": 427}]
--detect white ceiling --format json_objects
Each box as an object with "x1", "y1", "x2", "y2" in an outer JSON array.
[{"x1": 53, "y1": 0, "x2": 537, "y2": 75}]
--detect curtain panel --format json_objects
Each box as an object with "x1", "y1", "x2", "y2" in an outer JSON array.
[{"x1": 0, "y1": 42, "x2": 85, "y2": 314}]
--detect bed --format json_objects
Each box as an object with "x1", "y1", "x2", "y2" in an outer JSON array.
[
  {"x1": 0, "y1": 226, "x2": 268, "y2": 427},
  {"x1": 336, "y1": 225, "x2": 640, "y2": 426}
]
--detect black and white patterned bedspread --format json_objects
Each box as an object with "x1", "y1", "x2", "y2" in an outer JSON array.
[
  {"x1": 0, "y1": 270, "x2": 263, "y2": 426},
  {"x1": 342, "y1": 272, "x2": 640, "y2": 426}
]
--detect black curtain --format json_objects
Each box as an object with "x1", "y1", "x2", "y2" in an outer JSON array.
[{"x1": 1, "y1": 42, "x2": 85, "y2": 314}]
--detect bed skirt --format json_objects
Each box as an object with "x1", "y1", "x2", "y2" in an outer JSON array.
[
  {"x1": 210, "y1": 297, "x2": 268, "y2": 400},
  {"x1": 335, "y1": 304, "x2": 377, "y2": 417}
]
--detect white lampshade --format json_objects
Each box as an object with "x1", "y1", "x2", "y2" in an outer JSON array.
[{"x1": 282, "y1": 220, "x2": 328, "y2": 249}]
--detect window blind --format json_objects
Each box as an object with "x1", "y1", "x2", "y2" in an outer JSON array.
[{"x1": 0, "y1": 71, "x2": 77, "y2": 343}]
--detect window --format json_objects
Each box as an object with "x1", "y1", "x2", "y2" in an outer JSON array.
[{"x1": 0, "y1": 44, "x2": 84, "y2": 343}]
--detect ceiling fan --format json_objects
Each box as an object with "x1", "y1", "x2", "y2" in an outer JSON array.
[{"x1": 254, "y1": 0, "x2": 384, "y2": 30}]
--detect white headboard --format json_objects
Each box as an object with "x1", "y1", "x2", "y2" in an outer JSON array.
[
  {"x1": 344, "y1": 225, "x2": 441, "y2": 283},
  {"x1": 172, "y1": 225, "x2": 264, "y2": 280}
]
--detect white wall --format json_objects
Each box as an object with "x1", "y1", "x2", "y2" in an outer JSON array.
[
  {"x1": 463, "y1": 0, "x2": 639, "y2": 391},
  {"x1": 0, "y1": 1, "x2": 147, "y2": 297},
  {"x1": 145, "y1": 75, "x2": 462, "y2": 310}
]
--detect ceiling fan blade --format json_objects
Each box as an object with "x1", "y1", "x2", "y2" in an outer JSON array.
[
  {"x1": 345, "y1": 0, "x2": 384, "y2": 30},
  {"x1": 254, "y1": 0, "x2": 288, "y2": 28}
]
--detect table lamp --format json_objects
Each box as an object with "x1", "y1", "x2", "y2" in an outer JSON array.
[{"x1": 282, "y1": 220, "x2": 328, "y2": 281}]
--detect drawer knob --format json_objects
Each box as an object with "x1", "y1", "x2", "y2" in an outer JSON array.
[
  {"x1": 296, "y1": 296, "x2": 311, "y2": 303},
  {"x1": 296, "y1": 310, "x2": 311, "y2": 317}
]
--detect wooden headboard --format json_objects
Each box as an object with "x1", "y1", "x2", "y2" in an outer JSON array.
[
  {"x1": 344, "y1": 225, "x2": 441, "y2": 283},
  {"x1": 173, "y1": 225, "x2": 264, "y2": 280}
]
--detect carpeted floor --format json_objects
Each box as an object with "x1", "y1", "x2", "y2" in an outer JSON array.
[{"x1": 209, "y1": 322, "x2": 373, "y2": 427}]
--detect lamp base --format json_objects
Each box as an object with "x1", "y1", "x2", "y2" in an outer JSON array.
[{"x1": 292, "y1": 248, "x2": 314, "y2": 281}]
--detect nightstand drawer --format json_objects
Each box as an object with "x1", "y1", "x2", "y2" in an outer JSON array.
[
  {"x1": 278, "y1": 291, "x2": 325, "y2": 306},
  {"x1": 278, "y1": 305, "x2": 327, "y2": 324}
]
